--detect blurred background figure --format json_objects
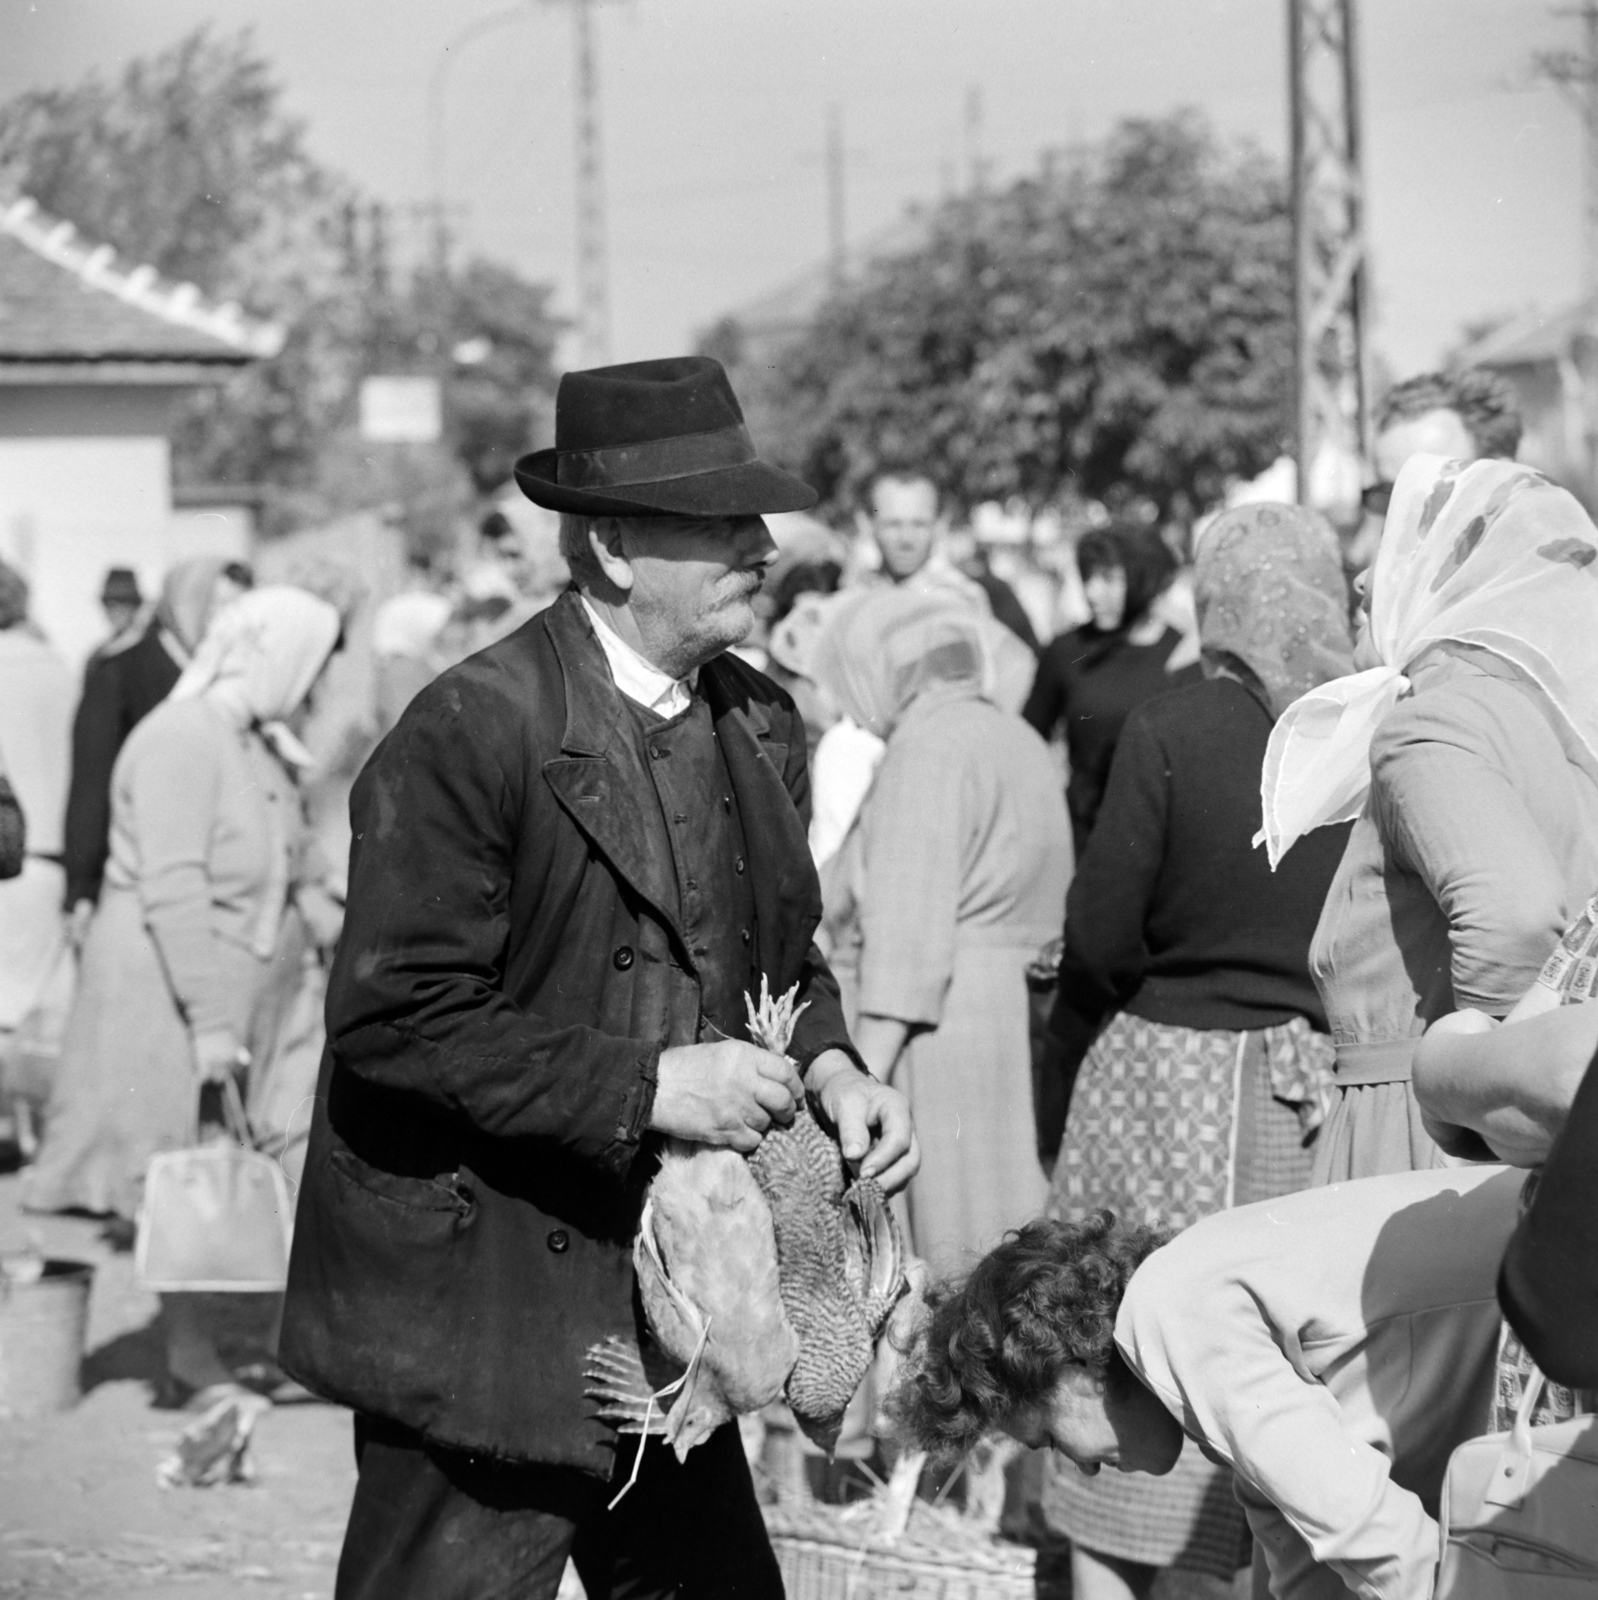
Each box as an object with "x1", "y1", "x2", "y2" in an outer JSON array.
[
  {"x1": 1349, "y1": 367, "x2": 1523, "y2": 572},
  {"x1": 91, "y1": 567, "x2": 146, "y2": 660},
  {"x1": 1037, "y1": 504, "x2": 1355, "y2": 1600},
  {"x1": 64, "y1": 558, "x2": 253, "y2": 932},
  {"x1": 24, "y1": 586, "x2": 343, "y2": 1402},
  {"x1": 369, "y1": 585, "x2": 453, "y2": 735},
  {"x1": 0, "y1": 557, "x2": 75, "y2": 1156},
  {"x1": 1023, "y1": 524, "x2": 1200, "y2": 859},
  {"x1": 1264, "y1": 457, "x2": 1598, "y2": 1181},
  {"x1": 856, "y1": 470, "x2": 1037, "y2": 708},
  {"x1": 811, "y1": 587, "x2": 1070, "y2": 1277}
]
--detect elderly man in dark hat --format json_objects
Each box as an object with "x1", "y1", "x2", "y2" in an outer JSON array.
[{"x1": 282, "y1": 356, "x2": 919, "y2": 1599}]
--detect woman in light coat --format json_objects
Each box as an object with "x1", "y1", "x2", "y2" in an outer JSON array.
[
  {"x1": 25, "y1": 586, "x2": 341, "y2": 1395},
  {"x1": 812, "y1": 588, "x2": 1072, "y2": 1276}
]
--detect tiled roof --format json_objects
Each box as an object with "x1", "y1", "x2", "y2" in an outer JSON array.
[
  {"x1": 1463, "y1": 298, "x2": 1598, "y2": 369},
  {"x1": 0, "y1": 195, "x2": 283, "y2": 365}
]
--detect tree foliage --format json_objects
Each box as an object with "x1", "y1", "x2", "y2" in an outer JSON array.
[
  {"x1": 0, "y1": 27, "x2": 560, "y2": 540},
  {"x1": 730, "y1": 113, "x2": 1292, "y2": 523}
]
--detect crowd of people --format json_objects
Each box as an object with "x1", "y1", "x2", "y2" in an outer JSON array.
[{"x1": 0, "y1": 351, "x2": 1594, "y2": 1599}]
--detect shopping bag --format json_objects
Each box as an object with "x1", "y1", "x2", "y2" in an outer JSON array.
[
  {"x1": 1436, "y1": 1365, "x2": 1598, "y2": 1595},
  {"x1": 135, "y1": 1076, "x2": 294, "y2": 1292}
]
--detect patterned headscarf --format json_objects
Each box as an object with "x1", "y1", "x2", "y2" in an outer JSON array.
[
  {"x1": 170, "y1": 585, "x2": 341, "y2": 769},
  {"x1": 1258, "y1": 455, "x2": 1598, "y2": 867},
  {"x1": 809, "y1": 588, "x2": 986, "y2": 739},
  {"x1": 1194, "y1": 503, "x2": 1354, "y2": 721}
]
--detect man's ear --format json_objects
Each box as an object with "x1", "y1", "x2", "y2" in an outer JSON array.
[{"x1": 587, "y1": 518, "x2": 633, "y2": 593}]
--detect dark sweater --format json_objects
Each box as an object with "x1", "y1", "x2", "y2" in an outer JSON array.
[
  {"x1": 1023, "y1": 623, "x2": 1200, "y2": 857},
  {"x1": 1048, "y1": 675, "x2": 1351, "y2": 1069},
  {"x1": 63, "y1": 623, "x2": 182, "y2": 906}
]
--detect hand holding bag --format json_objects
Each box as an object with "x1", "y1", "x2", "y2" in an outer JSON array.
[
  {"x1": 1437, "y1": 1365, "x2": 1598, "y2": 1595},
  {"x1": 135, "y1": 1075, "x2": 294, "y2": 1293}
]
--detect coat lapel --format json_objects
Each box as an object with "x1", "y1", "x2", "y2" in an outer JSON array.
[
  {"x1": 542, "y1": 594, "x2": 683, "y2": 942},
  {"x1": 702, "y1": 663, "x2": 821, "y2": 987}
]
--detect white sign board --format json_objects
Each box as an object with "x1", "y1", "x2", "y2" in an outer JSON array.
[{"x1": 359, "y1": 376, "x2": 443, "y2": 443}]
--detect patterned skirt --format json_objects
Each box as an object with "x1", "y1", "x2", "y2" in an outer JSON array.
[{"x1": 1042, "y1": 1011, "x2": 1333, "y2": 1576}]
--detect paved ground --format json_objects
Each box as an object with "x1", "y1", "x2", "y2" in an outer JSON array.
[{"x1": 0, "y1": 1169, "x2": 353, "y2": 1600}]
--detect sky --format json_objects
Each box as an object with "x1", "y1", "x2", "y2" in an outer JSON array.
[{"x1": 0, "y1": 0, "x2": 1585, "y2": 377}]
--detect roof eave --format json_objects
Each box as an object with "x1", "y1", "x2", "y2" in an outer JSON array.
[{"x1": 0, "y1": 357, "x2": 251, "y2": 385}]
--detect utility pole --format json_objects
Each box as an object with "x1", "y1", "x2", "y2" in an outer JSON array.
[
  {"x1": 569, "y1": 0, "x2": 611, "y2": 366},
  {"x1": 1534, "y1": 1, "x2": 1598, "y2": 300},
  {"x1": 1288, "y1": 0, "x2": 1368, "y2": 513},
  {"x1": 963, "y1": 85, "x2": 987, "y2": 195},
  {"x1": 826, "y1": 103, "x2": 847, "y2": 288}
]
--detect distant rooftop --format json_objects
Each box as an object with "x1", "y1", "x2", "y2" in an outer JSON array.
[
  {"x1": 1462, "y1": 297, "x2": 1598, "y2": 369},
  {"x1": 0, "y1": 195, "x2": 283, "y2": 377}
]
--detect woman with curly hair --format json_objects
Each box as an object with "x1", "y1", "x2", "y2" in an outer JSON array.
[{"x1": 894, "y1": 1165, "x2": 1525, "y2": 1600}]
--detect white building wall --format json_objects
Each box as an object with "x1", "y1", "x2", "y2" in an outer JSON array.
[{"x1": 0, "y1": 383, "x2": 246, "y2": 667}]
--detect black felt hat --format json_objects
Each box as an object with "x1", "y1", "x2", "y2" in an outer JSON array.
[{"x1": 514, "y1": 356, "x2": 817, "y2": 518}]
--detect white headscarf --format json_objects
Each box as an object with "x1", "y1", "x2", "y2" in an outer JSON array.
[
  {"x1": 1257, "y1": 454, "x2": 1598, "y2": 867},
  {"x1": 170, "y1": 585, "x2": 342, "y2": 770}
]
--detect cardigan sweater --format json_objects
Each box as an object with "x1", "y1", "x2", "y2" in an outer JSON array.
[{"x1": 1049, "y1": 677, "x2": 1349, "y2": 1069}]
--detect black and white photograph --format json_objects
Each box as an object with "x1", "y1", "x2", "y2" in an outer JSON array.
[{"x1": 1, "y1": 2, "x2": 1596, "y2": 1597}]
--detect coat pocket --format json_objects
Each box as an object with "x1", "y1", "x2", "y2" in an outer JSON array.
[{"x1": 281, "y1": 1140, "x2": 478, "y2": 1434}]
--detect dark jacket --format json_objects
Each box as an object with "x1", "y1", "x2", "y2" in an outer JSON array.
[
  {"x1": 63, "y1": 623, "x2": 183, "y2": 906},
  {"x1": 280, "y1": 591, "x2": 857, "y2": 1476}
]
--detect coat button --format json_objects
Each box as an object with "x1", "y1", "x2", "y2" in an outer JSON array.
[
  {"x1": 735, "y1": 856, "x2": 746, "y2": 874},
  {"x1": 613, "y1": 946, "x2": 635, "y2": 971},
  {"x1": 741, "y1": 928, "x2": 751, "y2": 945},
  {"x1": 650, "y1": 746, "x2": 666, "y2": 760},
  {"x1": 547, "y1": 1229, "x2": 570, "y2": 1253},
  {"x1": 723, "y1": 795, "x2": 732, "y2": 812}
]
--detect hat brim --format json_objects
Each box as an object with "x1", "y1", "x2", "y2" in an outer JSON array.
[{"x1": 514, "y1": 450, "x2": 817, "y2": 518}]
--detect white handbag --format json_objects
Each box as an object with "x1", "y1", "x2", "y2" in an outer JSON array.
[
  {"x1": 135, "y1": 1075, "x2": 294, "y2": 1293},
  {"x1": 1436, "y1": 1366, "x2": 1598, "y2": 1594}
]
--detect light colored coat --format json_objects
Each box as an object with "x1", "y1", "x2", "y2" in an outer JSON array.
[
  {"x1": 825, "y1": 685, "x2": 1071, "y2": 1272},
  {"x1": 1118, "y1": 1164, "x2": 1522, "y2": 1600}
]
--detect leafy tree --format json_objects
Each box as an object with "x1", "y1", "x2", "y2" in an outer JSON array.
[
  {"x1": 724, "y1": 113, "x2": 1292, "y2": 524},
  {"x1": 0, "y1": 28, "x2": 560, "y2": 538}
]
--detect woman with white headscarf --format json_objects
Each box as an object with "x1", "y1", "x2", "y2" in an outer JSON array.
[
  {"x1": 1258, "y1": 454, "x2": 1598, "y2": 1181},
  {"x1": 811, "y1": 588, "x2": 1072, "y2": 1277},
  {"x1": 25, "y1": 588, "x2": 341, "y2": 1263}
]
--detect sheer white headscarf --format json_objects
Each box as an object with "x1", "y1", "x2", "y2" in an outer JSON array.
[
  {"x1": 1257, "y1": 454, "x2": 1598, "y2": 867},
  {"x1": 170, "y1": 585, "x2": 342, "y2": 770}
]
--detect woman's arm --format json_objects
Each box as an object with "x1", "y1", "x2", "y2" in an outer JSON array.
[
  {"x1": 1372, "y1": 698, "x2": 1574, "y2": 1014},
  {"x1": 1413, "y1": 1001, "x2": 1598, "y2": 1166},
  {"x1": 123, "y1": 712, "x2": 237, "y2": 1073}
]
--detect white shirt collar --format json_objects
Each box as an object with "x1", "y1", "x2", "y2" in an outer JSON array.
[{"x1": 580, "y1": 596, "x2": 695, "y2": 718}]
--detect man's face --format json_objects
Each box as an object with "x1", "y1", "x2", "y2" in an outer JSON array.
[
  {"x1": 870, "y1": 477, "x2": 939, "y2": 581},
  {"x1": 102, "y1": 600, "x2": 139, "y2": 635},
  {"x1": 618, "y1": 513, "x2": 777, "y2": 675},
  {"x1": 1373, "y1": 407, "x2": 1475, "y2": 484}
]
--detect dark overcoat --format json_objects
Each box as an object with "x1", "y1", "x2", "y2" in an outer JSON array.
[{"x1": 279, "y1": 590, "x2": 856, "y2": 1477}]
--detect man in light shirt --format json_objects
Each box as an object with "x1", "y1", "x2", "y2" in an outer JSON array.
[
  {"x1": 283, "y1": 357, "x2": 917, "y2": 1600},
  {"x1": 894, "y1": 1164, "x2": 1523, "y2": 1600}
]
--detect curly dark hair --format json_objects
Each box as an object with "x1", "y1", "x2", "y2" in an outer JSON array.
[
  {"x1": 887, "y1": 1213, "x2": 1170, "y2": 1462},
  {"x1": 1076, "y1": 524, "x2": 1177, "y2": 632},
  {"x1": 1375, "y1": 368, "x2": 1522, "y2": 460}
]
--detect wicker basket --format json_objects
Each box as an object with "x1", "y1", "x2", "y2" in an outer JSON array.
[{"x1": 766, "y1": 1508, "x2": 1036, "y2": 1600}]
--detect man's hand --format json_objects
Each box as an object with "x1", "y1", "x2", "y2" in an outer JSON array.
[
  {"x1": 66, "y1": 899, "x2": 94, "y2": 950},
  {"x1": 651, "y1": 1040, "x2": 803, "y2": 1152},
  {"x1": 807, "y1": 1048, "x2": 920, "y2": 1196},
  {"x1": 191, "y1": 1029, "x2": 249, "y2": 1085}
]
